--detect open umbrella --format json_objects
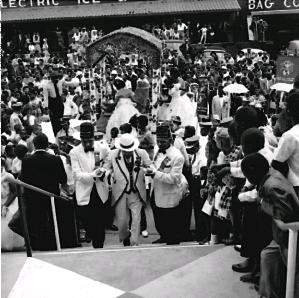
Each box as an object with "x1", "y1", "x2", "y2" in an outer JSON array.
[
  {"x1": 223, "y1": 83, "x2": 249, "y2": 94},
  {"x1": 270, "y1": 83, "x2": 294, "y2": 93}
]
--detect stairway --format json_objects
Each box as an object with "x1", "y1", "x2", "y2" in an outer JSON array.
[{"x1": 2, "y1": 243, "x2": 258, "y2": 298}]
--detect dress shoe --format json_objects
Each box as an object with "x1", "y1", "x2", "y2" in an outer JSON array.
[
  {"x1": 141, "y1": 230, "x2": 149, "y2": 238},
  {"x1": 240, "y1": 272, "x2": 260, "y2": 284},
  {"x1": 234, "y1": 244, "x2": 241, "y2": 253},
  {"x1": 152, "y1": 238, "x2": 165, "y2": 244},
  {"x1": 123, "y1": 234, "x2": 131, "y2": 247},
  {"x1": 232, "y1": 258, "x2": 254, "y2": 273},
  {"x1": 109, "y1": 225, "x2": 118, "y2": 231},
  {"x1": 222, "y1": 236, "x2": 240, "y2": 246},
  {"x1": 92, "y1": 241, "x2": 103, "y2": 249},
  {"x1": 166, "y1": 240, "x2": 180, "y2": 245},
  {"x1": 198, "y1": 236, "x2": 210, "y2": 245}
]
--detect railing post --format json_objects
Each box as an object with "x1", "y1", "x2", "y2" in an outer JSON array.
[
  {"x1": 18, "y1": 190, "x2": 32, "y2": 257},
  {"x1": 286, "y1": 228, "x2": 298, "y2": 298},
  {"x1": 50, "y1": 196, "x2": 61, "y2": 251}
]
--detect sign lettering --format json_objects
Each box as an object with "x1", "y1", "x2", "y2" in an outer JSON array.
[
  {"x1": 248, "y1": 0, "x2": 299, "y2": 11},
  {"x1": 1, "y1": 0, "x2": 117, "y2": 8}
]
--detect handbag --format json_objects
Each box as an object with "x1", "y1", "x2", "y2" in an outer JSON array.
[{"x1": 202, "y1": 197, "x2": 214, "y2": 216}]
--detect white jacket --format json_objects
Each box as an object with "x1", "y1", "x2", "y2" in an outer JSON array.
[{"x1": 70, "y1": 141, "x2": 110, "y2": 206}]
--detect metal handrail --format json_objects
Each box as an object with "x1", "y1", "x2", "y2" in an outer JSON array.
[
  {"x1": 5, "y1": 176, "x2": 69, "y2": 257},
  {"x1": 274, "y1": 219, "x2": 299, "y2": 298}
]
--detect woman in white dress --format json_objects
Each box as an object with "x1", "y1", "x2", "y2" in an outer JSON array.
[
  {"x1": 105, "y1": 98, "x2": 139, "y2": 139},
  {"x1": 1, "y1": 160, "x2": 24, "y2": 251},
  {"x1": 167, "y1": 83, "x2": 197, "y2": 127}
]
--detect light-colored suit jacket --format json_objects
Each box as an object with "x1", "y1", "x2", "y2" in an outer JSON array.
[
  {"x1": 151, "y1": 146, "x2": 185, "y2": 208},
  {"x1": 103, "y1": 148, "x2": 152, "y2": 206},
  {"x1": 70, "y1": 140, "x2": 110, "y2": 206}
]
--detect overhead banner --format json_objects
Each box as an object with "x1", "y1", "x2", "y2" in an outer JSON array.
[
  {"x1": 248, "y1": 0, "x2": 299, "y2": 12},
  {"x1": 276, "y1": 55, "x2": 299, "y2": 84}
]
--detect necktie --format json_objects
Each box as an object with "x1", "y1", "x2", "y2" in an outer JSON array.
[
  {"x1": 54, "y1": 83, "x2": 61, "y2": 100},
  {"x1": 158, "y1": 149, "x2": 166, "y2": 154}
]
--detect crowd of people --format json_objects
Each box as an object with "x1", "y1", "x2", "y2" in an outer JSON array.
[{"x1": 1, "y1": 23, "x2": 299, "y2": 297}]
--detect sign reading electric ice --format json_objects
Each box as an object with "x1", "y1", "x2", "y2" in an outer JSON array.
[
  {"x1": 0, "y1": 0, "x2": 109, "y2": 8},
  {"x1": 248, "y1": 0, "x2": 299, "y2": 11}
]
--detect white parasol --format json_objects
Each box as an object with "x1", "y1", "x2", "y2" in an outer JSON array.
[
  {"x1": 223, "y1": 83, "x2": 249, "y2": 94},
  {"x1": 270, "y1": 83, "x2": 294, "y2": 93}
]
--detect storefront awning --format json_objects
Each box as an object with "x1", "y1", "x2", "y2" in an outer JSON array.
[{"x1": 2, "y1": 0, "x2": 240, "y2": 23}]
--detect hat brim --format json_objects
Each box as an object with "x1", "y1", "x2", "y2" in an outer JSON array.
[{"x1": 115, "y1": 138, "x2": 140, "y2": 152}]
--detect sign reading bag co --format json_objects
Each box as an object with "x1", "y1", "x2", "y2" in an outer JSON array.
[{"x1": 248, "y1": 0, "x2": 299, "y2": 12}]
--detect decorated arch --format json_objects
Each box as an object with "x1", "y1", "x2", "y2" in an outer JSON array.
[{"x1": 86, "y1": 27, "x2": 163, "y2": 69}]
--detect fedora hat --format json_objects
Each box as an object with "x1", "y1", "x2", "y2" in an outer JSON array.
[
  {"x1": 185, "y1": 135, "x2": 200, "y2": 149},
  {"x1": 80, "y1": 122, "x2": 94, "y2": 140},
  {"x1": 115, "y1": 133, "x2": 139, "y2": 152}
]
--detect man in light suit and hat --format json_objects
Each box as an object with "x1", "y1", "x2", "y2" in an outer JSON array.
[
  {"x1": 150, "y1": 125, "x2": 188, "y2": 245},
  {"x1": 103, "y1": 133, "x2": 152, "y2": 246},
  {"x1": 70, "y1": 122, "x2": 110, "y2": 248}
]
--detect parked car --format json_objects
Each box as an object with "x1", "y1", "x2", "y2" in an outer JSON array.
[
  {"x1": 203, "y1": 46, "x2": 227, "y2": 63},
  {"x1": 241, "y1": 48, "x2": 264, "y2": 55}
]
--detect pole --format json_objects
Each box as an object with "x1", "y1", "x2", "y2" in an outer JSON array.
[
  {"x1": 18, "y1": 190, "x2": 32, "y2": 257},
  {"x1": 286, "y1": 229, "x2": 298, "y2": 298},
  {"x1": 6, "y1": 176, "x2": 69, "y2": 202},
  {"x1": 50, "y1": 196, "x2": 61, "y2": 251}
]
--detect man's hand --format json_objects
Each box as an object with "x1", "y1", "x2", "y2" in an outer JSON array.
[
  {"x1": 1, "y1": 206, "x2": 8, "y2": 217},
  {"x1": 145, "y1": 165, "x2": 156, "y2": 178},
  {"x1": 93, "y1": 168, "x2": 106, "y2": 178},
  {"x1": 210, "y1": 164, "x2": 229, "y2": 173}
]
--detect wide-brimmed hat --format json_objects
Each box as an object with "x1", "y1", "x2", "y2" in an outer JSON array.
[
  {"x1": 220, "y1": 117, "x2": 233, "y2": 127},
  {"x1": 115, "y1": 133, "x2": 139, "y2": 152},
  {"x1": 156, "y1": 125, "x2": 172, "y2": 139},
  {"x1": 12, "y1": 102, "x2": 23, "y2": 109},
  {"x1": 80, "y1": 122, "x2": 94, "y2": 140},
  {"x1": 185, "y1": 135, "x2": 200, "y2": 149},
  {"x1": 199, "y1": 121, "x2": 212, "y2": 127}
]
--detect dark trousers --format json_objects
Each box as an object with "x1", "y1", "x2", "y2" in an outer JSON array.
[
  {"x1": 179, "y1": 193, "x2": 193, "y2": 241},
  {"x1": 241, "y1": 202, "x2": 272, "y2": 260},
  {"x1": 49, "y1": 114, "x2": 62, "y2": 137},
  {"x1": 141, "y1": 206, "x2": 147, "y2": 231},
  {"x1": 151, "y1": 195, "x2": 180, "y2": 244},
  {"x1": 77, "y1": 185, "x2": 107, "y2": 248}
]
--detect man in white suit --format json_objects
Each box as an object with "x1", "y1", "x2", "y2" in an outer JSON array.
[
  {"x1": 70, "y1": 122, "x2": 110, "y2": 248},
  {"x1": 149, "y1": 125, "x2": 187, "y2": 245},
  {"x1": 103, "y1": 133, "x2": 152, "y2": 246}
]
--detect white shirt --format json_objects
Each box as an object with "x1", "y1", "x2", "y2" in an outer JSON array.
[
  {"x1": 178, "y1": 23, "x2": 187, "y2": 31},
  {"x1": 189, "y1": 151, "x2": 202, "y2": 176},
  {"x1": 274, "y1": 124, "x2": 299, "y2": 186},
  {"x1": 63, "y1": 96, "x2": 78, "y2": 117}
]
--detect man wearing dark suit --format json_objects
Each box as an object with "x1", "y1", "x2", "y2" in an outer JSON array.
[
  {"x1": 241, "y1": 153, "x2": 299, "y2": 297},
  {"x1": 44, "y1": 71, "x2": 64, "y2": 136},
  {"x1": 20, "y1": 133, "x2": 67, "y2": 251}
]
